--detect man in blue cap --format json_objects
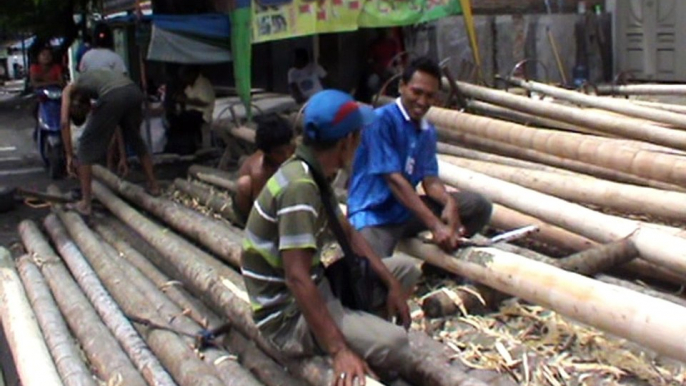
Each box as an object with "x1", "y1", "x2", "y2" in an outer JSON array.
[{"x1": 241, "y1": 89, "x2": 420, "y2": 385}]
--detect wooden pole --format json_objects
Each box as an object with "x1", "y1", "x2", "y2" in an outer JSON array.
[
  {"x1": 399, "y1": 238, "x2": 686, "y2": 363},
  {"x1": 447, "y1": 80, "x2": 686, "y2": 151},
  {"x1": 18, "y1": 222, "x2": 147, "y2": 386},
  {"x1": 596, "y1": 83, "x2": 686, "y2": 96},
  {"x1": 509, "y1": 77, "x2": 686, "y2": 129},
  {"x1": 429, "y1": 108, "x2": 686, "y2": 187},
  {"x1": 173, "y1": 178, "x2": 240, "y2": 224},
  {"x1": 188, "y1": 165, "x2": 238, "y2": 192},
  {"x1": 436, "y1": 126, "x2": 686, "y2": 192},
  {"x1": 16, "y1": 255, "x2": 98, "y2": 386},
  {"x1": 438, "y1": 161, "x2": 686, "y2": 275},
  {"x1": 441, "y1": 155, "x2": 686, "y2": 221},
  {"x1": 0, "y1": 248, "x2": 64, "y2": 386},
  {"x1": 595, "y1": 275, "x2": 686, "y2": 308}
]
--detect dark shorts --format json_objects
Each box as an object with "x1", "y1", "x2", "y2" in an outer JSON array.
[{"x1": 77, "y1": 84, "x2": 147, "y2": 164}]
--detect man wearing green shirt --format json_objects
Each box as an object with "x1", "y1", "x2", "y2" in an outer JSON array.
[{"x1": 242, "y1": 89, "x2": 420, "y2": 385}]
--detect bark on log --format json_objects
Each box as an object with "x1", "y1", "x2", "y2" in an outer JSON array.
[
  {"x1": 491, "y1": 204, "x2": 598, "y2": 252},
  {"x1": 18, "y1": 221, "x2": 147, "y2": 386},
  {"x1": 439, "y1": 161, "x2": 686, "y2": 275},
  {"x1": 93, "y1": 219, "x2": 303, "y2": 386},
  {"x1": 399, "y1": 239, "x2": 686, "y2": 363},
  {"x1": 449, "y1": 81, "x2": 686, "y2": 151},
  {"x1": 554, "y1": 239, "x2": 638, "y2": 276},
  {"x1": 173, "y1": 178, "x2": 240, "y2": 224},
  {"x1": 16, "y1": 255, "x2": 98, "y2": 386},
  {"x1": 94, "y1": 165, "x2": 243, "y2": 268},
  {"x1": 421, "y1": 285, "x2": 492, "y2": 318},
  {"x1": 509, "y1": 78, "x2": 686, "y2": 129},
  {"x1": 189, "y1": 165, "x2": 238, "y2": 192},
  {"x1": 92, "y1": 180, "x2": 488, "y2": 386},
  {"x1": 595, "y1": 275, "x2": 686, "y2": 308},
  {"x1": 618, "y1": 260, "x2": 686, "y2": 287},
  {"x1": 437, "y1": 142, "x2": 577, "y2": 176},
  {"x1": 441, "y1": 155, "x2": 686, "y2": 221},
  {"x1": 436, "y1": 127, "x2": 686, "y2": 192},
  {"x1": 429, "y1": 108, "x2": 686, "y2": 188},
  {"x1": 55, "y1": 210, "x2": 233, "y2": 386},
  {"x1": 0, "y1": 248, "x2": 64, "y2": 386}
]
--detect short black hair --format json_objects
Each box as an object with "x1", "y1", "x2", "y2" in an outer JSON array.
[
  {"x1": 401, "y1": 57, "x2": 442, "y2": 85},
  {"x1": 255, "y1": 115, "x2": 294, "y2": 153},
  {"x1": 93, "y1": 23, "x2": 114, "y2": 49}
]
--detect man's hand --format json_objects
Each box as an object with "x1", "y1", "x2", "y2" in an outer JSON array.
[
  {"x1": 431, "y1": 222, "x2": 459, "y2": 252},
  {"x1": 332, "y1": 347, "x2": 376, "y2": 386},
  {"x1": 441, "y1": 198, "x2": 465, "y2": 236},
  {"x1": 66, "y1": 155, "x2": 77, "y2": 178},
  {"x1": 385, "y1": 282, "x2": 411, "y2": 330}
]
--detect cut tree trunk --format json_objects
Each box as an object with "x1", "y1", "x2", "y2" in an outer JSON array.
[
  {"x1": 94, "y1": 165, "x2": 243, "y2": 268},
  {"x1": 491, "y1": 204, "x2": 598, "y2": 253},
  {"x1": 436, "y1": 127, "x2": 686, "y2": 192},
  {"x1": 438, "y1": 161, "x2": 686, "y2": 275},
  {"x1": 16, "y1": 255, "x2": 98, "y2": 386},
  {"x1": 42, "y1": 214, "x2": 178, "y2": 386},
  {"x1": 54, "y1": 210, "x2": 233, "y2": 386},
  {"x1": 440, "y1": 155, "x2": 686, "y2": 221},
  {"x1": 596, "y1": 84, "x2": 686, "y2": 96},
  {"x1": 553, "y1": 239, "x2": 638, "y2": 275},
  {"x1": 595, "y1": 275, "x2": 686, "y2": 308},
  {"x1": 449, "y1": 81, "x2": 686, "y2": 151},
  {"x1": 92, "y1": 219, "x2": 304, "y2": 386},
  {"x1": 92, "y1": 180, "x2": 488, "y2": 386},
  {"x1": 429, "y1": 108, "x2": 686, "y2": 188},
  {"x1": 509, "y1": 77, "x2": 686, "y2": 129},
  {"x1": 618, "y1": 259, "x2": 686, "y2": 287},
  {"x1": 18, "y1": 221, "x2": 147, "y2": 386},
  {"x1": 437, "y1": 142, "x2": 577, "y2": 176},
  {"x1": 399, "y1": 238, "x2": 686, "y2": 363},
  {"x1": 632, "y1": 99, "x2": 686, "y2": 115},
  {"x1": 173, "y1": 178, "x2": 240, "y2": 224},
  {"x1": 0, "y1": 248, "x2": 64, "y2": 386},
  {"x1": 189, "y1": 165, "x2": 238, "y2": 192}
]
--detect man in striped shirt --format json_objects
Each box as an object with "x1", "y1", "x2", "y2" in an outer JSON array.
[{"x1": 242, "y1": 90, "x2": 421, "y2": 385}]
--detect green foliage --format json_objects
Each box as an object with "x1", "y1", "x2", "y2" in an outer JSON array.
[{"x1": 0, "y1": 0, "x2": 91, "y2": 39}]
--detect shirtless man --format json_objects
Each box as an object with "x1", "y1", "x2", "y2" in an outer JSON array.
[{"x1": 234, "y1": 115, "x2": 295, "y2": 225}]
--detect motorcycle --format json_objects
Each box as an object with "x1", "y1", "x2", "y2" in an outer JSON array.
[{"x1": 35, "y1": 86, "x2": 65, "y2": 179}]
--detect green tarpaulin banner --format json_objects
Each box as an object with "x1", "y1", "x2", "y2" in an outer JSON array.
[
  {"x1": 230, "y1": 5, "x2": 253, "y2": 117},
  {"x1": 252, "y1": 0, "x2": 461, "y2": 43}
]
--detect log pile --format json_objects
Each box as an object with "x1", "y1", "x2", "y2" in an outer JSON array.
[{"x1": 3, "y1": 78, "x2": 686, "y2": 385}]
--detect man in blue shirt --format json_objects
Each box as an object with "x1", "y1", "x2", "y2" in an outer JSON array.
[{"x1": 348, "y1": 57, "x2": 492, "y2": 257}]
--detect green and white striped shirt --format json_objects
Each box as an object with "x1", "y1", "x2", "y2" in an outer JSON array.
[{"x1": 241, "y1": 145, "x2": 337, "y2": 334}]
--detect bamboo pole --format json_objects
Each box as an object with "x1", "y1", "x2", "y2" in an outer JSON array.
[
  {"x1": 399, "y1": 238, "x2": 686, "y2": 363},
  {"x1": 94, "y1": 166, "x2": 243, "y2": 268},
  {"x1": 440, "y1": 155, "x2": 686, "y2": 221},
  {"x1": 467, "y1": 99, "x2": 607, "y2": 136},
  {"x1": 92, "y1": 219, "x2": 304, "y2": 386},
  {"x1": 16, "y1": 255, "x2": 98, "y2": 386},
  {"x1": 92, "y1": 180, "x2": 488, "y2": 386},
  {"x1": 173, "y1": 178, "x2": 240, "y2": 224},
  {"x1": 596, "y1": 84, "x2": 686, "y2": 96},
  {"x1": 448, "y1": 80, "x2": 686, "y2": 151},
  {"x1": 437, "y1": 142, "x2": 577, "y2": 176},
  {"x1": 42, "y1": 214, "x2": 179, "y2": 386},
  {"x1": 18, "y1": 222, "x2": 147, "y2": 386},
  {"x1": 436, "y1": 127, "x2": 686, "y2": 192},
  {"x1": 509, "y1": 77, "x2": 686, "y2": 129},
  {"x1": 429, "y1": 108, "x2": 686, "y2": 188},
  {"x1": 438, "y1": 161, "x2": 686, "y2": 275},
  {"x1": 0, "y1": 248, "x2": 64, "y2": 386},
  {"x1": 54, "y1": 210, "x2": 235, "y2": 386},
  {"x1": 491, "y1": 204, "x2": 598, "y2": 252},
  {"x1": 189, "y1": 165, "x2": 238, "y2": 192}
]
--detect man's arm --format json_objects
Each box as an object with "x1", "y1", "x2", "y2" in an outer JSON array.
[
  {"x1": 422, "y1": 176, "x2": 464, "y2": 234},
  {"x1": 59, "y1": 83, "x2": 76, "y2": 176},
  {"x1": 283, "y1": 248, "x2": 373, "y2": 383},
  {"x1": 289, "y1": 83, "x2": 306, "y2": 104}
]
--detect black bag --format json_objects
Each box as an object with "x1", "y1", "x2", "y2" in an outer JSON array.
[{"x1": 299, "y1": 157, "x2": 386, "y2": 312}]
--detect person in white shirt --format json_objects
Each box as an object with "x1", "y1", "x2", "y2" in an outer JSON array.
[{"x1": 288, "y1": 48, "x2": 326, "y2": 103}]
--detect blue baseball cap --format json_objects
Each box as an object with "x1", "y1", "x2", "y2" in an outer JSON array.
[{"x1": 303, "y1": 90, "x2": 376, "y2": 142}]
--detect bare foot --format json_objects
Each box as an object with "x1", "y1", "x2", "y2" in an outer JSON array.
[{"x1": 66, "y1": 200, "x2": 92, "y2": 216}]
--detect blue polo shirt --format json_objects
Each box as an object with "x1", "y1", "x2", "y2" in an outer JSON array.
[{"x1": 348, "y1": 98, "x2": 439, "y2": 229}]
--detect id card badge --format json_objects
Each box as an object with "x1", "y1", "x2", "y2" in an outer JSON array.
[{"x1": 405, "y1": 156, "x2": 415, "y2": 175}]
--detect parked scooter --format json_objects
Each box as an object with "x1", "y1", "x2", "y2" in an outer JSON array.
[{"x1": 35, "y1": 86, "x2": 65, "y2": 179}]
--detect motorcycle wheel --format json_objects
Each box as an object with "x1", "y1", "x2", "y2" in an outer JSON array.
[{"x1": 47, "y1": 142, "x2": 65, "y2": 180}]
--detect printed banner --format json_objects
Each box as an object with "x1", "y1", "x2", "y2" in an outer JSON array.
[{"x1": 251, "y1": 0, "x2": 460, "y2": 43}]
